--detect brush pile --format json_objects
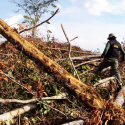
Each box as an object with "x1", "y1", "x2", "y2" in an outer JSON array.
[{"x1": 0, "y1": 34, "x2": 125, "y2": 124}]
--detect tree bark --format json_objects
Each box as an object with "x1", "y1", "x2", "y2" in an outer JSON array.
[
  {"x1": 0, "y1": 18, "x2": 104, "y2": 109},
  {"x1": 114, "y1": 86, "x2": 125, "y2": 107},
  {"x1": 0, "y1": 93, "x2": 67, "y2": 103},
  {"x1": 101, "y1": 66, "x2": 111, "y2": 73},
  {"x1": 75, "y1": 59, "x2": 100, "y2": 68},
  {"x1": 93, "y1": 77, "x2": 116, "y2": 88},
  {"x1": 0, "y1": 104, "x2": 36, "y2": 123},
  {"x1": 55, "y1": 54, "x2": 101, "y2": 62}
]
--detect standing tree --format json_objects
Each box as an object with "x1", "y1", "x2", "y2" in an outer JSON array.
[{"x1": 9, "y1": 0, "x2": 58, "y2": 37}]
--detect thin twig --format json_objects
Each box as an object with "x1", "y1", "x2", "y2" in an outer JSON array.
[
  {"x1": 58, "y1": 91, "x2": 82, "y2": 111},
  {"x1": 80, "y1": 68, "x2": 94, "y2": 75},
  {"x1": 36, "y1": 99, "x2": 68, "y2": 118},
  {"x1": 70, "y1": 36, "x2": 78, "y2": 42}
]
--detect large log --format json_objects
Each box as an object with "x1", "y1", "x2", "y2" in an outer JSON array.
[
  {"x1": 55, "y1": 54, "x2": 101, "y2": 62},
  {"x1": 114, "y1": 86, "x2": 125, "y2": 107},
  {"x1": 101, "y1": 66, "x2": 111, "y2": 73},
  {"x1": 0, "y1": 18, "x2": 104, "y2": 109},
  {"x1": 0, "y1": 104, "x2": 36, "y2": 123},
  {"x1": 75, "y1": 59, "x2": 100, "y2": 68},
  {"x1": 93, "y1": 77, "x2": 116, "y2": 88},
  {"x1": 49, "y1": 48, "x2": 96, "y2": 55}
]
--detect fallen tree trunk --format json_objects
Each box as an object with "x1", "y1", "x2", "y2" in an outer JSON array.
[
  {"x1": 49, "y1": 48, "x2": 96, "y2": 55},
  {"x1": 101, "y1": 66, "x2": 111, "y2": 73},
  {"x1": 75, "y1": 59, "x2": 100, "y2": 68},
  {"x1": 0, "y1": 18, "x2": 104, "y2": 109},
  {"x1": 55, "y1": 54, "x2": 101, "y2": 62},
  {"x1": 93, "y1": 77, "x2": 116, "y2": 88},
  {"x1": 0, "y1": 104, "x2": 36, "y2": 123},
  {"x1": 114, "y1": 86, "x2": 125, "y2": 107}
]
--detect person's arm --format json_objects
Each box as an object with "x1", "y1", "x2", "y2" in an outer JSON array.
[
  {"x1": 100, "y1": 42, "x2": 110, "y2": 61},
  {"x1": 120, "y1": 45, "x2": 125, "y2": 61}
]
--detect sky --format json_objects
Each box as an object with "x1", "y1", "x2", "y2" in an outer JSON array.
[{"x1": 1, "y1": 0, "x2": 125, "y2": 53}]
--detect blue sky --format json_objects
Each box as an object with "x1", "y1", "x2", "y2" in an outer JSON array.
[{"x1": 1, "y1": 0, "x2": 125, "y2": 53}]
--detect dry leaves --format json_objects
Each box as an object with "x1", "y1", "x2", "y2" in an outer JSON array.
[{"x1": 85, "y1": 101, "x2": 125, "y2": 125}]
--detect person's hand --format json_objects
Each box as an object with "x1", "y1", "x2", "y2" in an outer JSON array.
[{"x1": 100, "y1": 58, "x2": 103, "y2": 62}]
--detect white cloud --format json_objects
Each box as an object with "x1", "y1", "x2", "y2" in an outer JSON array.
[
  {"x1": 5, "y1": 14, "x2": 23, "y2": 28},
  {"x1": 122, "y1": 0, "x2": 125, "y2": 10},
  {"x1": 123, "y1": 0, "x2": 125, "y2": 5},
  {"x1": 39, "y1": 24, "x2": 56, "y2": 32},
  {"x1": 37, "y1": 24, "x2": 57, "y2": 38},
  {"x1": 69, "y1": 0, "x2": 125, "y2": 15},
  {"x1": 69, "y1": 0, "x2": 110, "y2": 15},
  {"x1": 84, "y1": 0, "x2": 110, "y2": 15}
]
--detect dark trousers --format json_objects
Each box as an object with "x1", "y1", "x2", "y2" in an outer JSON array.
[{"x1": 96, "y1": 59, "x2": 122, "y2": 86}]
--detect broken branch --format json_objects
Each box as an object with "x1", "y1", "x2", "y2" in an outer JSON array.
[
  {"x1": 19, "y1": 9, "x2": 59, "y2": 34},
  {"x1": 61, "y1": 23, "x2": 80, "y2": 80},
  {"x1": 0, "y1": 93, "x2": 67, "y2": 103}
]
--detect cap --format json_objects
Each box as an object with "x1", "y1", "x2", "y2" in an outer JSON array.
[{"x1": 107, "y1": 33, "x2": 116, "y2": 39}]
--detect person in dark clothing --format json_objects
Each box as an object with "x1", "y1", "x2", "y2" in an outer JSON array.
[{"x1": 95, "y1": 33, "x2": 125, "y2": 91}]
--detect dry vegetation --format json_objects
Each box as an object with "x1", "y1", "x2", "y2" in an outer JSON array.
[
  {"x1": 0, "y1": 37, "x2": 93, "y2": 125},
  {"x1": 0, "y1": 36, "x2": 125, "y2": 125},
  {"x1": 1, "y1": 18, "x2": 125, "y2": 124}
]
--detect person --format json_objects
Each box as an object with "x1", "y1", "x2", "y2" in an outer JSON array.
[{"x1": 95, "y1": 33, "x2": 125, "y2": 92}]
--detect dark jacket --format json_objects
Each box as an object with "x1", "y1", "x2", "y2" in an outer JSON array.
[{"x1": 101, "y1": 40, "x2": 125, "y2": 61}]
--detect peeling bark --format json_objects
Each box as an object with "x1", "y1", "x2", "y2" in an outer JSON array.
[{"x1": 0, "y1": 18, "x2": 104, "y2": 109}]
